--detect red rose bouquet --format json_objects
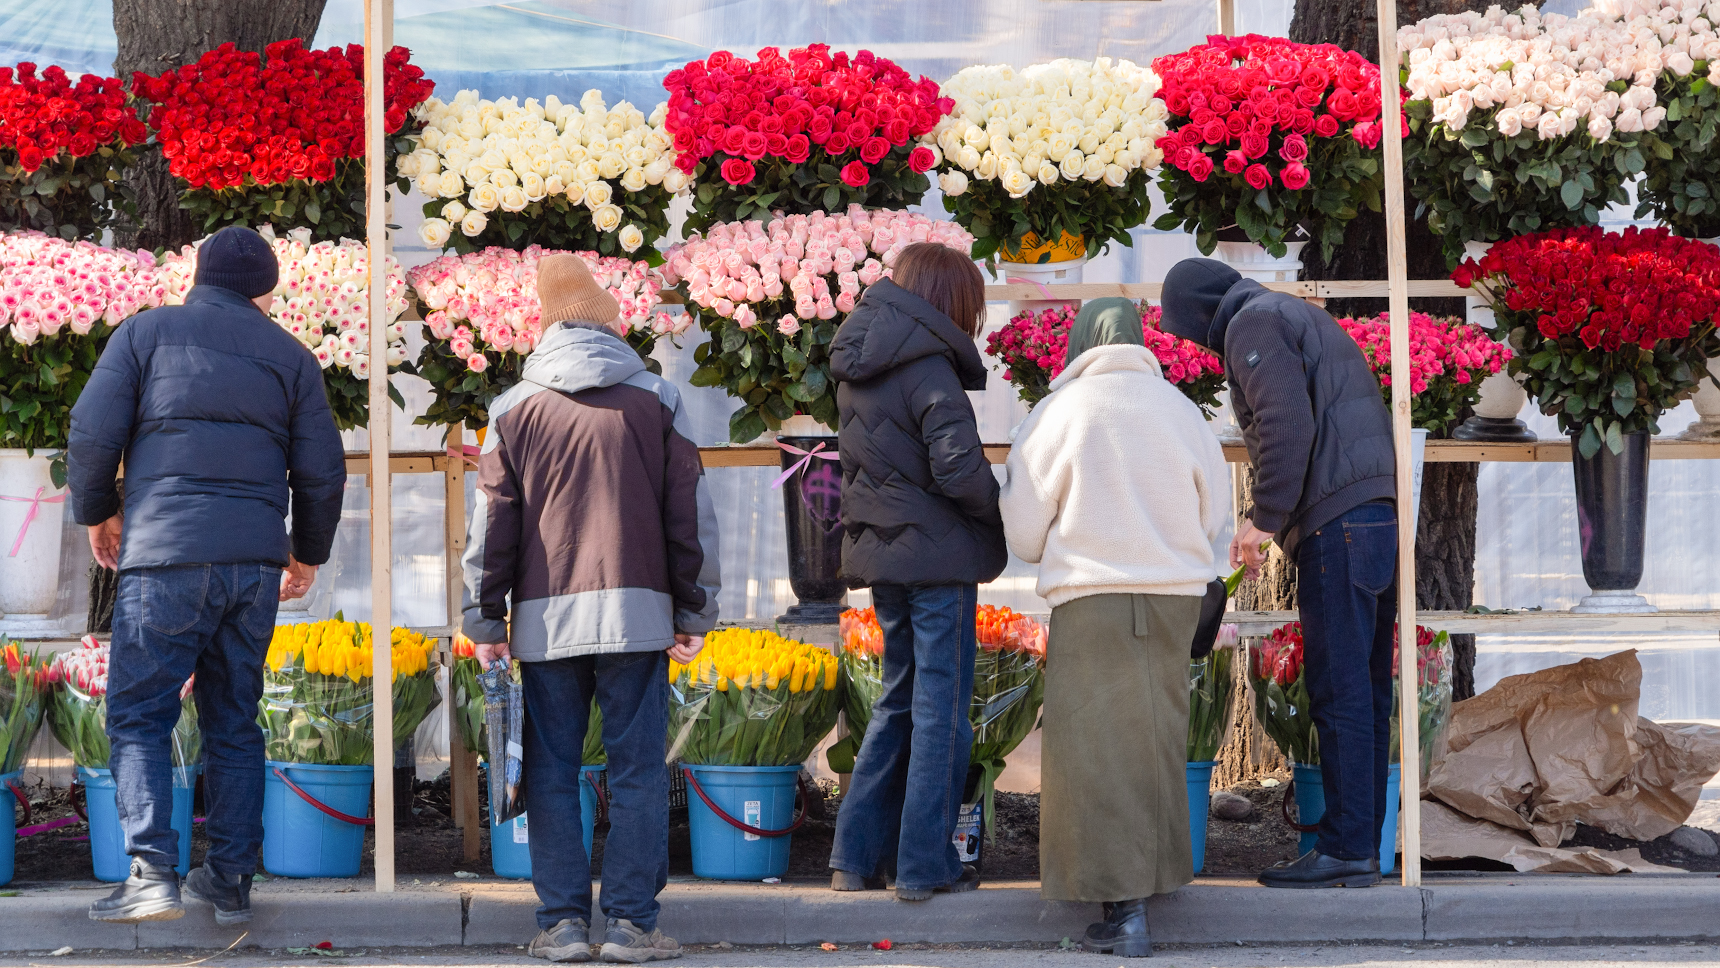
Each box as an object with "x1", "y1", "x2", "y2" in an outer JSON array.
[
  {"x1": 663, "y1": 45, "x2": 949, "y2": 232},
  {"x1": 132, "y1": 39, "x2": 434, "y2": 241},
  {"x1": 0, "y1": 63, "x2": 149, "y2": 239},
  {"x1": 985, "y1": 301, "x2": 1225, "y2": 414},
  {"x1": 1457, "y1": 225, "x2": 1720, "y2": 456},
  {"x1": 1337, "y1": 310, "x2": 1511, "y2": 435},
  {"x1": 1151, "y1": 35, "x2": 1384, "y2": 259}
]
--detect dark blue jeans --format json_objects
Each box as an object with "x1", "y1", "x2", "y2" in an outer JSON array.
[
  {"x1": 1295, "y1": 501, "x2": 1398, "y2": 862},
  {"x1": 830, "y1": 583, "x2": 977, "y2": 892},
  {"x1": 520, "y1": 650, "x2": 668, "y2": 931},
  {"x1": 108, "y1": 563, "x2": 281, "y2": 875}
]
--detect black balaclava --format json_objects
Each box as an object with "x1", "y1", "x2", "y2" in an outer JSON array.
[{"x1": 1159, "y1": 258, "x2": 1243, "y2": 353}]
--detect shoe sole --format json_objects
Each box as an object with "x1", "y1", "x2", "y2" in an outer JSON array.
[
  {"x1": 1081, "y1": 938, "x2": 1153, "y2": 958},
  {"x1": 894, "y1": 888, "x2": 934, "y2": 901},
  {"x1": 529, "y1": 944, "x2": 592, "y2": 963},
  {"x1": 939, "y1": 878, "x2": 979, "y2": 894},
  {"x1": 1259, "y1": 873, "x2": 1382, "y2": 889},
  {"x1": 183, "y1": 884, "x2": 254, "y2": 925},
  {"x1": 90, "y1": 901, "x2": 185, "y2": 924},
  {"x1": 599, "y1": 944, "x2": 681, "y2": 963}
]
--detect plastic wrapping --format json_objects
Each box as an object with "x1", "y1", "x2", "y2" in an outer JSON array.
[
  {"x1": 1248, "y1": 622, "x2": 1319, "y2": 765},
  {"x1": 48, "y1": 636, "x2": 200, "y2": 769},
  {"x1": 452, "y1": 636, "x2": 607, "y2": 765},
  {"x1": 260, "y1": 620, "x2": 441, "y2": 766},
  {"x1": 1, "y1": 642, "x2": 50, "y2": 774},
  {"x1": 668, "y1": 628, "x2": 840, "y2": 767},
  {"x1": 1187, "y1": 645, "x2": 1237, "y2": 763},
  {"x1": 1390, "y1": 627, "x2": 1454, "y2": 783}
]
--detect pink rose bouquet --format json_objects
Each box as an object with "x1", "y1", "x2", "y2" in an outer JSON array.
[
  {"x1": 663, "y1": 206, "x2": 972, "y2": 441},
  {"x1": 405, "y1": 246, "x2": 682, "y2": 429},
  {"x1": 1337, "y1": 310, "x2": 1510, "y2": 435},
  {"x1": 985, "y1": 301, "x2": 1226, "y2": 414}
]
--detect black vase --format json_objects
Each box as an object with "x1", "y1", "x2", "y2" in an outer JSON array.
[
  {"x1": 1570, "y1": 431, "x2": 1656, "y2": 613},
  {"x1": 777, "y1": 434, "x2": 847, "y2": 626}
]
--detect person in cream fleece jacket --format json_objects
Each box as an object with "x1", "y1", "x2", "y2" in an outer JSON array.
[{"x1": 999, "y1": 297, "x2": 1228, "y2": 959}]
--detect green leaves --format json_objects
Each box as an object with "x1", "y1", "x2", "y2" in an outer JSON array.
[
  {"x1": 683, "y1": 302, "x2": 840, "y2": 443},
  {"x1": 684, "y1": 143, "x2": 934, "y2": 236},
  {"x1": 0, "y1": 145, "x2": 138, "y2": 239},
  {"x1": 0, "y1": 326, "x2": 115, "y2": 452},
  {"x1": 1635, "y1": 74, "x2": 1720, "y2": 237}
]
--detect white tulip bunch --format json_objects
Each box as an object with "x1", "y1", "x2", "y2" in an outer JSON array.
[{"x1": 402, "y1": 89, "x2": 691, "y2": 255}]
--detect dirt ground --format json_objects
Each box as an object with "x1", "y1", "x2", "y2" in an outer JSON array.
[{"x1": 9, "y1": 768, "x2": 1716, "y2": 883}]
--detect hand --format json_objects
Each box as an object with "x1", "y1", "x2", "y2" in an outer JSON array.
[
  {"x1": 88, "y1": 515, "x2": 123, "y2": 571},
  {"x1": 1230, "y1": 520, "x2": 1275, "y2": 581},
  {"x1": 667, "y1": 633, "x2": 704, "y2": 664},
  {"x1": 279, "y1": 556, "x2": 318, "y2": 601},
  {"x1": 475, "y1": 640, "x2": 511, "y2": 671}
]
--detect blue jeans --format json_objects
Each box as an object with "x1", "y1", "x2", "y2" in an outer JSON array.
[
  {"x1": 1295, "y1": 501, "x2": 1398, "y2": 862},
  {"x1": 108, "y1": 563, "x2": 281, "y2": 874},
  {"x1": 830, "y1": 583, "x2": 976, "y2": 891},
  {"x1": 521, "y1": 650, "x2": 668, "y2": 931}
]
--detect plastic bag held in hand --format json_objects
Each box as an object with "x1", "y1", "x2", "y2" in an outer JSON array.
[{"x1": 476, "y1": 659, "x2": 519, "y2": 822}]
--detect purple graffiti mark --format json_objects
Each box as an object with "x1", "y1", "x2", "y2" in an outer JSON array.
[{"x1": 800, "y1": 463, "x2": 844, "y2": 535}]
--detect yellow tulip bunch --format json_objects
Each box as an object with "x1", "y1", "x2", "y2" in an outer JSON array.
[
  {"x1": 668, "y1": 627, "x2": 841, "y2": 767},
  {"x1": 259, "y1": 618, "x2": 443, "y2": 766}
]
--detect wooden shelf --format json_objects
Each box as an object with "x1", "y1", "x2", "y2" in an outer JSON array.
[
  {"x1": 1225, "y1": 609, "x2": 1720, "y2": 636},
  {"x1": 980, "y1": 280, "x2": 1468, "y2": 302}
]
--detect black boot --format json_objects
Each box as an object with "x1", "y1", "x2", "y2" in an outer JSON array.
[
  {"x1": 88, "y1": 858, "x2": 183, "y2": 923},
  {"x1": 1082, "y1": 898, "x2": 1152, "y2": 958},
  {"x1": 184, "y1": 862, "x2": 254, "y2": 924},
  {"x1": 1258, "y1": 849, "x2": 1381, "y2": 889}
]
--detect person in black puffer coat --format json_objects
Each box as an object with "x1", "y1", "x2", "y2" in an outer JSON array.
[{"x1": 826, "y1": 242, "x2": 1005, "y2": 900}]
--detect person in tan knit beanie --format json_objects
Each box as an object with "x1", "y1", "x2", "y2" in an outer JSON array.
[{"x1": 537, "y1": 253, "x2": 622, "y2": 333}]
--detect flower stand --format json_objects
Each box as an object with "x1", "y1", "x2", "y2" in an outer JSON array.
[
  {"x1": 1571, "y1": 431, "x2": 1656, "y2": 613},
  {"x1": 1214, "y1": 240, "x2": 1307, "y2": 284},
  {"x1": 1679, "y1": 377, "x2": 1720, "y2": 440},
  {"x1": 0, "y1": 450, "x2": 67, "y2": 637},
  {"x1": 998, "y1": 231, "x2": 1088, "y2": 318}
]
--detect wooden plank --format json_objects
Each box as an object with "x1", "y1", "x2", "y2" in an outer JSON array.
[
  {"x1": 981, "y1": 281, "x2": 1319, "y2": 301},
  {"x1": 442, "y1": 421, "x2": 481, "y2": 863},
  {"x1": 1217, "y1": 0, "x2": 1235, "y2": 34},
  {"x1": 344, "y1": 455, "x2": 440, "y2": 475},
  {"x1": 1226, "y1": 609, "x2": 1720, "y2": 636},
  {"x1": 1314, "y1": 280, "x2": 1468, "y2": 299}
]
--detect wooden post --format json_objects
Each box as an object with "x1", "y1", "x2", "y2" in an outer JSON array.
[
  {"x1": 1216, "y1": 0, "x2": 1236, "y2": 35},
  {"x1": 444, "y1": 421, "x2": 481, "y2": 862},
  {"x1": 364, "y1": 0, "x2": 396, "y2": 893},
  {"x1": 1375, "y1": 0, "x2": 1422, "y2": 887}
]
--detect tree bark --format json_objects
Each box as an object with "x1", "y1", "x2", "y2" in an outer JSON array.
[
  {"x1": 111, "y1": 0, "x2": 329, "y2": 251},
  {"x1": 1416, "y1": 462, "x2": 1479, "y2": 700},
  {"x1": 1217, "y1": 468, "x2": 1292, "y2": 788}
]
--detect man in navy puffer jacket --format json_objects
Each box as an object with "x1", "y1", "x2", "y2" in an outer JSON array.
[{"x1": 68, "y1": 226, "x2": 346, "y2": 925}]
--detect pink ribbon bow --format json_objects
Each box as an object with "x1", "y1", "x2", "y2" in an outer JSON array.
[
  {"x1": 771, "y1": 440, "x2": 839, "y2": 490},
  {"x1": 0, "y1": 486, "x2": 67, "y2": 557},
  {"x1": 446, "y1": 443, "x2": 480, "y2": 468}
]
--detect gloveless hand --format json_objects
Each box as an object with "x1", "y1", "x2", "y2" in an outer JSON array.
[
  {"x1": 668, "y1": 633, "x2": 704, "y2": 664},
  {"x1": 1230, "y1": 520, "x2": 1275, "y2": 581},
  {"x1": 88, "y1": 514, "x2": 123, "y2": 571},
  {"x1": 279, "y1": 555, "x2": 318, "y2": 601}
]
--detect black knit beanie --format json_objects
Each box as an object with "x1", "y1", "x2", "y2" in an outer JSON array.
[
  {"x1": 1160, "y1": 258, "x2": 1242, "y2": 352},
  {"x1": 195, "y1": 226, "x2": 279, "y2": 298}
]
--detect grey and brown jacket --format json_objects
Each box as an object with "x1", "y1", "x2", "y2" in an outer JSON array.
[{"x1": 460, "y1": 322, "x2": 721, "y2": 660}]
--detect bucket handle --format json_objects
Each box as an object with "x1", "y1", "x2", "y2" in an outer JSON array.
[
  {"x1": 7, "y1": 777, "x2": 29, "y2": 827},
  {"x1": 67, "y1": 779, "x2": 85, "y2": 823},
  {"x1": 585, "y1": 768, "x2": 608, "y2": 827},
  {"x1": 272, "y1": 767, "x2": 376, "y2": 827},
  {"x1": 1280, "y1": 777, "x2": 1318, "y2": 833},
  {"x1": 680, "y1": 767, "x2": 809, "y2": 839}
]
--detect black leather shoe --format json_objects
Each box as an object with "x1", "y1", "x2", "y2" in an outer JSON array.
[
  {"x1": 184, "y1": 862, "x2": 253, "y2": 924},
  {"x1": 89, "y1": 858, "x2": 183, "y2": 923},
  {"x1": 895, "y1": 864, "x2": 979, "y2": 901},
  {"x1": 1258, "y1": 849, "x2": 1381, "y2": 889},
  {"x1": 1082, "y1": 897, "x2": 1152, "y2": 958}
]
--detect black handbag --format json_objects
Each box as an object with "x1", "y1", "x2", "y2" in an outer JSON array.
[{"x1": 1190, "y1": 578, "x2": 1228, "y2": 659}]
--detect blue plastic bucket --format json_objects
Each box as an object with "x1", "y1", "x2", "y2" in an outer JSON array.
[
  {"x1": 684, "y1": 764, "x2": 801, "y2": 881},
  {"x1": 489, "y1": 765, "x2": 602, "y2": 880},
  {"x1": 81, "y1": 766, "x2": 196, "y2": 881},
  {"x1": 1186, "y1": 761, "x2": 1216, "y2": 874},
  {"x1": 0, "y1": 769, "x2": 19, "y2": 886},
  {"x1": 1291, "y1": 762, "x2": 1402, "y2": 870},
  {"x1": 261, "y1": 761, "x2": 372, "y2": 878}
]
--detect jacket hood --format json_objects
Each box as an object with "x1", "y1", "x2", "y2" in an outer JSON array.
[
  {"x1": 828, "y1": 278, "x2": 988, "y2": 390},
  {"x1": 1160, "y1": 258, "x2": 1251, "y2": 352},
  {"x1": 1049, "y1": 343, "x2": 1163, "y2": 393},
  {"x1": 520, "y1": 322, "x2": 646, "y2": 394}
]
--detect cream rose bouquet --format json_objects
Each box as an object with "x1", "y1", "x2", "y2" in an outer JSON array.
[
  {"x1": 1400, "y1": 5, "x2": 1667, "y2": 263},
  {"x1": 160, "y1": 226, "x2": 412, "y2": 430},
  {"x1": 404, "y1": 246, "x2": 686, "y2": 429},
  {"x1": 926, "y1": 58, "x2": 1167, "y2": 263},
  {"x1": 403, "y1": 89, "x2": 689, "y2": 257}
]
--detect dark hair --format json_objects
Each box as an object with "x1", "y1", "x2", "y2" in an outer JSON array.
[{"x1": 891, "y1": 242, "x2": 986, "y2": 338}]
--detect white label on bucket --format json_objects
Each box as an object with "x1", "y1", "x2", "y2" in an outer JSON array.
[
  {"x1": 743, "y1": 800, "x2": 762, "y2": 841},
  {"x1": 513, "y1": 813, "x2": 529, "y2": 844}
]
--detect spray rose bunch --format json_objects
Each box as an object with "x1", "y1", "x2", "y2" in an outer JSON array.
[
  {"x1": 405, "y1": 90, "x2": 688, "y2": 257},
  {"x1": 985, "y1": 301, "x2": 1225, "y2": 414},
  {"x1": 0, "y1": 64, "x2": 148, "y2": 238},
  {"x1": 662, "y1": 45, "x2": 949, "y2": 231},
  {"x1": 1337, "y1": 310, "x2": 1510, "y2": 434},
  {"x1": 159, "y1": 226, "x2": 412, "y2": 430},
  {"x1": 925, "y1": 58, "x2": 1168, "y2": 262},
  {"x1": 404, "y1": 246, "x2": 681, "y2": 429},
  {"x1": 1152, "y1": 35, "x2": 1384, "y2": 260},
  {"x1": 663, "y1": 207, "x2": 971, "y2": 440}
]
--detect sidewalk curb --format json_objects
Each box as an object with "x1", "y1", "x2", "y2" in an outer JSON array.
[{"x1": 6, "y1": 878, "x2": 1719, "y2": 951}]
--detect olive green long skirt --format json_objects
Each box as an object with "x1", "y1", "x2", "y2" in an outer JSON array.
[{"x1": 1040, "y1": 592, "x2": 1202, "y2": 902}]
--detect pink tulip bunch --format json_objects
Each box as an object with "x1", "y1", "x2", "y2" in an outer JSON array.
[
  {"x1": 660, "y1": 205, "x2": 973, "y2": 336},
  {"x1": 0, "y1": 232, "x2": 166, "y2": 345},
  {"x1": 1337, "y1": 310, "x2": 1509, "y2": 434}
]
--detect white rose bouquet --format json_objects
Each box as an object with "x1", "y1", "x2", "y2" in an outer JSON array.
[
  {"x1": 1400, "y1": 4, "x2": 1669, "y2": 263},
  {"x1": 924, "y1": 58, "x2": 1167, "y2": 263},
  {"x1": 160, "y1": 226, "x2": 412, "y2": 430},
  {"x1": 402, "y1": 89, "x2": 690, "y2": 258}
]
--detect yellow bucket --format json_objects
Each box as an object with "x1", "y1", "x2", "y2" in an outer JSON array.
[{"x1": 999, "y1": 230, "x2": 1087, "y2": 265}]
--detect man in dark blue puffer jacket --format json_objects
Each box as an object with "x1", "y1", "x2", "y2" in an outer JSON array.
[{"x1": 68, "y1": 226, "x2": 346, "y2": 925}]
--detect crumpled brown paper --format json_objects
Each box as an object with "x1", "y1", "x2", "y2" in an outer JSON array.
[
  {"x1": 1421, "y1": 800, "x2": 1682, "y2": 874},
  {"x1": 1422, "y1": 649, "x2": 1720, "y2": 871}
]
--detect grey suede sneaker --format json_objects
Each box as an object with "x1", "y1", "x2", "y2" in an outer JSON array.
[
  {"x1": 88, "y1": 858, "x2": 183, "y2": 923},
  {"x1": 528, "y1": 918, "x2": 592, "y2": 963},
  {"x1": 600, "y1": 918, "x2": 682, "y2": 963}
]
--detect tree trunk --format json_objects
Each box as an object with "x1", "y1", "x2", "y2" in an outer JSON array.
[
  {"x1": 112, "y1": 0, "x2": 329, "y2": 251},
  {"x1": 1416, "y1": 462, "x2": 1479, "y2": 700},
  {"x1": 1216, "y1": 468, "x2": 1292, "y2": 788}
]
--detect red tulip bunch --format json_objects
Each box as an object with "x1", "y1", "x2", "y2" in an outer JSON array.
[
  {"x1": 1150, "y1": 35, "x2": 1385, "y2": 260},
  {"x1": 132, "y1": 39, "x2": 433, "y2": 241},
  {"x1": 662, "y1": 45, "x2": 950, "y2": 230},
  {"x1": 0, "y1": 63, "x2": 149, "y2": 238},
  {"x1": 1337, "y1": 310, "x2": 1510, "y2": 434},
  {"x1": 1459, "y1": 226, "x2": 1720, "y2": 456}
]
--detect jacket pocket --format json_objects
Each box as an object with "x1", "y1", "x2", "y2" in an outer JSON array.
[
  {"x1": 241, "y1": 566, "x2": 284, "y2": 639},
  {"x1": 1344, "y1": 520, "x2": 1396, "y2": 596},
  {"x1": 142, "y1": 566, "x2": 212, "y2": 636}
]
